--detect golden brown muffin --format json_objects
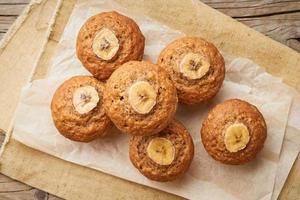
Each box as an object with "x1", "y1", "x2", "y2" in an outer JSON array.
[
  {"x1": 103, "y1": 60, "x2": 178, "y2": 136},
  {"x1": 76, "y1": 11, "x2": 145, "y2": 80},
  {"x1": 157, "y1": 37, "x2": 225, "y2": 104},
  {"x1": 51, "y1": 76, "x2": 112, "y2": 142},
  {"x1": 201, "y1": 99, "x2": 267, "y2": 165},
  {"x1": 129, "y1": 120, "x2": 194, "y2": 182}
]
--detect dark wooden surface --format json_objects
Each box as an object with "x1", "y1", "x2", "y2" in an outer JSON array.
[
  {"x1": 203, "y1": 0, "x2": 300, "y2": 52},
  {"x1": 1, "y1": 0, "x2": 299, "y2": 51},
  {"x1": 0, "y1": 0, "x2": 299, "y2": 199}
]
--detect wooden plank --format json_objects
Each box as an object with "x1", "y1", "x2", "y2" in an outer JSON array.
[
  {"x1": 0, "y1": 16, "x2": 18, "y2": 33},
  {"x1": 0, "y1": 4, "x2": 27, "y2": 16},
  {"x1": 203, "y1": 0, "x2": 300, "y2": 17},
  {"x1": 203, "y1": 0, "x2": 300, "y2": 52},
  {"x1": 0, "y1": 1, "x2": 299, "y2": 51},
  {"x1": 0, "y1": 178, "x2": 31, "y2": 192},
  {"x1": 0, "y1": 0, "x2": 29, "y2": 4},
  {"x1": 239, "y1": 12, "x2": 300, "y2": 52},
  {"x1": 0, "y1": 179, "x2": 61, "y2": 200},
  {"x1": 0, "y1": 1, "x2": 299, "y2": 200}
]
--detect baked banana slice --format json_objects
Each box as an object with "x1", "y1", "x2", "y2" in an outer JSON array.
[
  {"x1": 180, "y1": 53, "x2": 210, "y2": 80},
  {"x1": 92, "y1": 28, "x2": 119, "y2": 60},
  {"x1": 73, "y1": 85, "x2": 100, "y2": 114},
  {"x1": 147, "y1": 137, "x2": 175, "y2": 165},
  {"x1": 128, "y1": 81, "x2": 157, "y2": 114},
  {"x1": 224, "y1": 123, "x2": 250, "y2": 153}
]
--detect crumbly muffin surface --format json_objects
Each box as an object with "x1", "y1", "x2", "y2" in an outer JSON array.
[
  {"x1": 76, "y1": 11, "x2": 145, "y2": 80},
  {"x1": 51, "y1": 76, "x2": 112, "y2": 142},
  {"x1": 129, "y1": 120, "x2": 194, "y2": 182},
  {"x1": 158, "y1": 37, "x2": 225, "y2": 104},
  {"x1": 103, "y1": 61, "x2": 178, "y2": 136},
  {"x1": 201, "y1": 99, "x2": 267, "y2": 164}
]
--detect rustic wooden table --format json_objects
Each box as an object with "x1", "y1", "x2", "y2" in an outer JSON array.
[{"x1": 0, "y1": 0, "x2": 299, "y2": 199}]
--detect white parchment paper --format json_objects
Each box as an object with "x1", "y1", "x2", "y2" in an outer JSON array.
[{"x1": 12, "y1": 0, "x2": 300, "y2": 199}]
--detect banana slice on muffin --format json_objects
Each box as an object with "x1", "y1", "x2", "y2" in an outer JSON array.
[
  {"x1": 129, "y1": 120, "x2": 194, "y2": 182},
  {"x1": 201, "y1": 99, "x2": 267, "y2": 165},
  {"x1": 147, "y1": 137, "x2": 176, "y2": 165},
  {"x1": 72, "y1": 85, "x2": 100, "y2": 114},
  {"x1": 92, "y1": 27, "x2": 119, "y2": 61},
  {"x1": 180, "y1": 53, "x2": 210, "y2": 80},
  {"x1": 51, "y1": 76, "x2": 112, "y2": 142},
  {"x1": 128, "y1": 81, "x2": 157, "y2": 114},
  {"x1": 103, "y1": 60, "x2": 178, "y2": 136},
  {"x1": 158, "y1": 37, "x2": 225, "y2": 104},
  {"x1": 76, "y1": 11, "x2": 145, "y2": 80}
]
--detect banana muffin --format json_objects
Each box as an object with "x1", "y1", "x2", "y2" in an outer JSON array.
[
  {"x1": 157, "y1": 37, "x2": 225, "y2": 104},
  {"x1": 51, "y1": 76, "x2": 112, "y2": 142},
  {"x1": 201, "y1": 99, "x2": 267, "y2": 165},
  {"x1": 103, "y1": 60, "x2": 178, "y2": 136},
  {"x1": 76, "y1": 11, "x2": 145, "y2": 80},
  {"x1": 129, "y1": 120, "x2": 194, "y2": 182}
]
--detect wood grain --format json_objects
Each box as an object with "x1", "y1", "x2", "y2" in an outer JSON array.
[
  {"x1": 238, "y1": 12, "x2": 300, "y2": 53},
  {"x1": 0, "y1": 0, "x2": 299, "y2": 200},
  {"x1": 203, "y1": 0, "x2": 300, "y2": 17},
  {"x1": 0, "y1": 0, "x2": 28, "y2": 36},
  {"x1": 0, "y1": 4, "x2": 27, "y2": 16},
  {"x1": 0, "y1": 0, "x2": 30, "y2": 3},
  {"x1": 0, "y1": 16, "x2": 18, "y2": 33},
  {"x1": 0, "y1": 1, "x2": 299, "y2": 51},
  {"x1": 203, "y1": 0, "x2": 300, "y2": 52}
]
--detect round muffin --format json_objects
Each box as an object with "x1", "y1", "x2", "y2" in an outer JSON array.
[
  {"x1": 129, "y1": 120, "x2": 194, "y2": 182},
  {"x1": 103, "y1": 60, "x2": 178, "y2": 136},
  {"x1": 76, "y1": 11, "x2": 145, "y2": 80},
  {"x1": 51, "y1": 76, "x2": 112, "y2": 142},
  {"x1": 157, "y1": 37, "x2": 225, "y2": 104},
  {"x1": 201, "y1": 99, "x2": 267, "y2": 165}
]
